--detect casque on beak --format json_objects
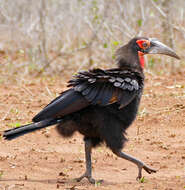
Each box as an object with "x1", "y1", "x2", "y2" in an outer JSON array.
[{"x1": 147, "y1": 38, "x2": 180, "y2": 60}]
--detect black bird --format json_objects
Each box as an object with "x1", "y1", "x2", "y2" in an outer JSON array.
[{"x1": 3, "y1": 37, "x2": 180, "y2": 183}]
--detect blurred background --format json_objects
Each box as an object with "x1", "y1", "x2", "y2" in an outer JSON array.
[{"x1": 0, "y1": 0, "x2": 184, "y2": 80}]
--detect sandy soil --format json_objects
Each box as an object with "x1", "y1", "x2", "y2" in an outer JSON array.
[{"x1": 0, "y1": 73, "x2": 184, "y2": 190}]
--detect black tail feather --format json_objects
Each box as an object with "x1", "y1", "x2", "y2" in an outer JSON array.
[{"x1": 3, "y1": 118, "x2": 63, "y2": 140}]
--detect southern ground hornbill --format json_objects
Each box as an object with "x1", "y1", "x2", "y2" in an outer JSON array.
[{"x1": 3, "y1": 37, "x2": 180, "y2": 183}]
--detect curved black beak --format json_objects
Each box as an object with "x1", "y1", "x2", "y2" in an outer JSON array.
[{"x1": 147, "y1": 38, "x2": 180, "y2": 60}]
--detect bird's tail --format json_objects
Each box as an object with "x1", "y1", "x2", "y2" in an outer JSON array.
[{"x1": 3, "y1": 118, "x2": 62, "y2": 140}]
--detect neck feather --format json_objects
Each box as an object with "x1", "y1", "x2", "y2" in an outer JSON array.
[{"x1": 115, "y1": 46, "x2": 144, "y2": 72}]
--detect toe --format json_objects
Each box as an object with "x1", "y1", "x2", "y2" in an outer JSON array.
[{"x1": 143, "y1": 166, "x2": 157, "y2": 174}]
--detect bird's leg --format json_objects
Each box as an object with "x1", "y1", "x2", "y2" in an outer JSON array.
[
  {"x1": 113, "y1": 150, "x2": 157, "y2": 180},
  {"x1": 75, "y1": 139, "x2": 96, "y2": 184}
]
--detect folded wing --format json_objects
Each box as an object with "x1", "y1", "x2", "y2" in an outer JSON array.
[
  {"x1": 33, "y1": 89, "x2": 89, "y2": 122},
  {"x1": 68, "y1": 69, "x2": 142, "y2": 107},
  {"x1": 33, "y1": 69, "x2": 143, "y2": 122}
]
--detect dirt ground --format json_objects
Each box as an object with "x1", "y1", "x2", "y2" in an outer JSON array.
[{"x1": 0, "y1": 72, "x2": 184, "y2": 190}]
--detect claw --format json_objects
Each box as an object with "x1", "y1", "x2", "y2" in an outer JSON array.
[
  {"x1": 143, "y1": 165, "x2": 157, "y2": 174},
  {"x1": 75, "y1": 173, "x2": 103, "y2": 184},
  {"x1": 136, "y1": 164, "x2": 157, "y2": 180},
  {"x1": 75, "y1": 173, "x2": 86, "y2": 182},
  {"x1": 75, "y1": 176, "x2": 84, "y2": 182},
  {"x1": 75, "y1": 173, "x2": 94, "y2": 184}
]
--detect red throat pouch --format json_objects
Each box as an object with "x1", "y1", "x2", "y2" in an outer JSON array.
[{"x1": 138, "y1": 51, "x2": 145, "y2": 69}]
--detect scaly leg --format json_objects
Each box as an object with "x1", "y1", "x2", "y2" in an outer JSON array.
[
  {"x1": 75, "y1": 138, "x2": 96, "y2": 184},
  {"x1": 113, "y1": 150, "x2": 157, "y2": 180}
]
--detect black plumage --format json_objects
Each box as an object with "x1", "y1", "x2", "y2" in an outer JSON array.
[{"x1": 3, "y1": 37, "x2": 180, "y2": 183}]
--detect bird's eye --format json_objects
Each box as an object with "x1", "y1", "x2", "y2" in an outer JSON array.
[
  {"x1": 142, "y1": 42, "x2": 148, "y2": 48},
  {"x1": 136, "y1": 39, "x2": 150, "y2": 50}
]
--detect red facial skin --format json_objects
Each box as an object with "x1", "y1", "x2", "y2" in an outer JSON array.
[{"x1": 136, "y1": 39, "x2": 151, "y2": 69}]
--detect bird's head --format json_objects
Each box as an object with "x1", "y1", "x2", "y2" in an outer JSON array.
[{"x1": 116, "y1": 37, "x2": 180, "y2": 70}]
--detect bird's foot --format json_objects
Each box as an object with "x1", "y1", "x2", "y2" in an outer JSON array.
[
  {"x1": 75, "y1": 173, "x2": 103, "y2": 184},
  {"x1": 75, "y1": 174, "x2": 95, "y2": 184},
  {"x1": 136, "y1": 164, "x2": 157, "y2": 180}
]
